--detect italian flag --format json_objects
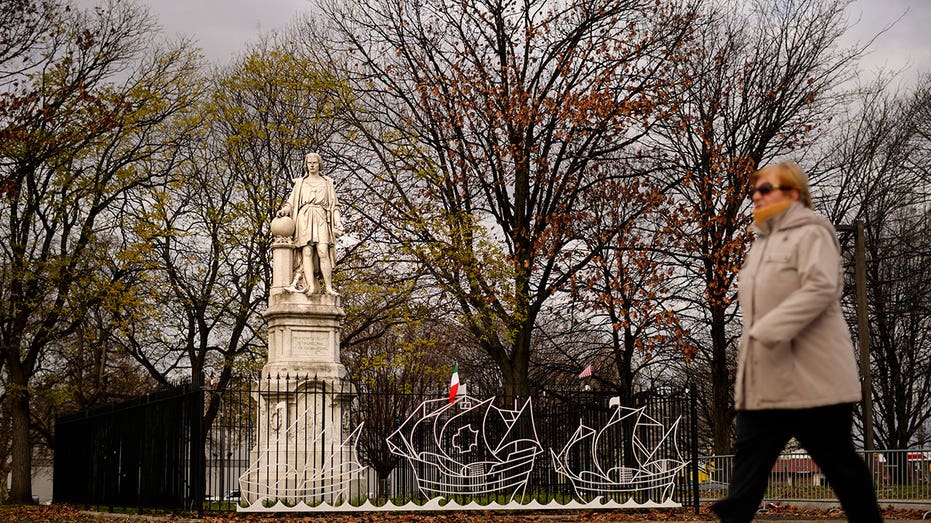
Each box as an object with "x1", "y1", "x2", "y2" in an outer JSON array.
[{"x1": 448, "y1": 363, "x2": 460, "y2": 403}]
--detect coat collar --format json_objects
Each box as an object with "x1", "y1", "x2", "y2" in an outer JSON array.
[{"x1": 751, "y1": 201, "x2": 812, "y2": 236}]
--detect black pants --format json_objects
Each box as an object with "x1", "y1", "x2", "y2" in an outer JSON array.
[{"x1": 711, "y1": 404, "x2": 882, "y2": 523}]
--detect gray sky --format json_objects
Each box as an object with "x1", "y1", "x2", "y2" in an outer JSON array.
[
  {"x1": 139, "y1": 0, "x2": 310, "y2": 62},
  {"x1": 74, "y1": 0, "x2": 930, "y2": 85},
  {"x1": 842, "y1": 0, "x2": 931, "y2": 86}
]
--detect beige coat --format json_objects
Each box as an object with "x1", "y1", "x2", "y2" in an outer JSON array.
[{"x1": 735, "y1": 202, "x2": 862, "y2": 410}]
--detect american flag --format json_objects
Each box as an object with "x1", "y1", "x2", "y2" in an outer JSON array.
[{"x1": 578, "y1": 365, "x2": 592, "y2": 379}]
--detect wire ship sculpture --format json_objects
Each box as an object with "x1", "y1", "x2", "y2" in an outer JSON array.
[
  {"x1": 386, "y1": 395, "x2": 543, "y2": 502},
  {"x1": 551, "y1": 397, "x2": 687, "y2": 503}
]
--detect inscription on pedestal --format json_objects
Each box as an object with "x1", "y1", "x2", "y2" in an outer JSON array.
[{"x1": 291, "y1": 330, "x2": 329, "y2": 360}]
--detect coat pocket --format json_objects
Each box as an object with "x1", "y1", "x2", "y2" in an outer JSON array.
[
  {"x1": 751, "y1": 339, "x2": 796, "y2": 404},
  {"x1": 764, "y1": 251, "x2": 791, "y2": 263},
  {"x1": 760, "y1": 249, "x2": 799, "y2": 293}
]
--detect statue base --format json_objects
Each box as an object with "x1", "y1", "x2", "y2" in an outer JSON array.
[
  {"x1": 263, "y1": 291, "x2": 346, "y2": 379},
  {"x1": 240, "y1": 289, "x2": 361, "y2": 507}
]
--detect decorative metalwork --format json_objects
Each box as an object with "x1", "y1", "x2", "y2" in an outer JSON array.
[
  {"x1": 239, "y1": 408, "x2": 366, "y2": 507},
  {"x1": 551, "y1": 397, "x2": 687, "y2": 504},
  {"x1": 386, "y1": 395, "x2": 543, "y2": 502},
  {"x1": 56, "y1": 380, "x2": 700, "y2": 512}
]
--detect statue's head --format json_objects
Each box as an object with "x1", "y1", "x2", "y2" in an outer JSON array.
[{"x1": 304, "y1": 153, "x2": 321, "y2": 176}]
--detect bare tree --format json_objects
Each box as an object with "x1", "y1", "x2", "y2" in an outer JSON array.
[
  {"x1": 0, "y1": 0, "x2": 57, "y2": 85},
  {"x1": 342, "y1": 305, "x2": 453, "y2": 499},
  {"x1": 309, "y1": 0, "x2": 698, "y2": 399},
  {"x1": 560, "y1": 160, "x2": 696, "y2": 402},
  {"x1": 649, "y1": 0, "x2": 862, "y2": 453},
  {"x1": 817, "y1": 76, "x2": 931, "y2": 451}
]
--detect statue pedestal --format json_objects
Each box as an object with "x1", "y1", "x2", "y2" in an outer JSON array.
[
  {"x1": 263, "y1": 292, "x2": 346, "y2": 380},
  {"x1": 242, "y1": 373, "x2": 359, "y2": 507}
]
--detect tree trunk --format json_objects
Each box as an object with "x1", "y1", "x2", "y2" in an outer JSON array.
[
  {"x1": 501, "y1": 337, "x2": 531, "y2": 402},
  {"x1": 8, "y1": 384, "x2": 33, "y2": 504},
  {"x1": 710, "y1": 306, "x2": 733, "y2": 455},
  {"x1": 500, "y1": 240, "x2": 533, "y2": 401}
]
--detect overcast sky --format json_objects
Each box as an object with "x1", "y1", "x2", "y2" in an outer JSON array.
[
  {"x1": 73, "y1": 0, "x2": 930, "y2": 86},
  {"x1": 842, "y1": 0, "x2": 931, "y2": 86}
]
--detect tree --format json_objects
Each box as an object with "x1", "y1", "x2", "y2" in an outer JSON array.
[
  {"x1": 0, "y1": 1, "x2": 200, "y2": 502},
  {"x1": 817, "y1": 76, "x2": 931, "y2": 451},
  {"x1": 0, "y1": 3, "x2": 58, "y2": 494},
  {"x1": 312, "y1": 0, "x2": 697, "y2": 398},
  {"x1": 866, "y1": 210, "x2": 931, "y2": 450},
  {"x1": 341, "y1": 295, "x2": 451, "y2": 499},
  {"x1": 649, "y1": 0, "x2": 862, "y2": 453},
  {"x1": 119, "y1": 31, "x2": 423, "y2": 447},
  {"x1": 0, "y1": 0, "x2": 56, "y2": 88},
  {"x1": 117, "y1": 37, "x2": 344, "y2": 440},
  {"x1": 565, "y1": 161, "x2": 695, "y2": 401},
  {"x1": 26, "y1": 286, "x2": 159, "y2": 469}
]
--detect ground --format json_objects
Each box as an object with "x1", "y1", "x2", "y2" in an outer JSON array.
[{"x1": 0, "y1": 505, "x2": 928, "y2": 523}]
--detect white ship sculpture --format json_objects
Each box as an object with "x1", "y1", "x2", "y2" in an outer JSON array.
[
  {"x1": 551, "y1": 397, "x2": 687, "y2": 503},
  {"x1": 239, "y1": 409, "x2": 366, "y2": 507},
  {"x1": 386, "y1": 395, "x2": 543, "y2": 502}
]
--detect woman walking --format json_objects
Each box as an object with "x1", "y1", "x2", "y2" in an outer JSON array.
[{"x1": 711, "y1": 161, "x2": 882, "y2": 523}]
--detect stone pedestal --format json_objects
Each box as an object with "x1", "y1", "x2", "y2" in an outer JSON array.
[
  {"x1": 242, "y1": 375, "x2": 358, "y2": 506},
  {"x1": 263, "y1": 292, "x2": 346, "y2": 380}
]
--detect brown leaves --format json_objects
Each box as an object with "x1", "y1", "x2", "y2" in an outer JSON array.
[
  {"x1": 0, "y1": 504, "x2": 189, "y2": 523},
  {"x1": 0, "y1": 505, "x2": 80, "y2": 522},
  {"x1": 0, "y1": 176, "x2": 19, "y2": 200},
  {"x1": 2, "y1": 504, "x2": 928, "y2": 522}
]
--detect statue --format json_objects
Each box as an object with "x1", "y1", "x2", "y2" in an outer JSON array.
[
  {"x1": 255, "y1": 154, "x2": 353, "y2": 509},
  {"x1": 276, "y1": 152, "x2": 343, "y2": 296}
]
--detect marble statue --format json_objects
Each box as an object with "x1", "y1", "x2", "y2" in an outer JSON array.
[
  {"x1": 249, "y1": 154, "x2": 353, "y2": 507},
  {"x1": 276, "y1": 152, "x2": 343, "y2": 296}
]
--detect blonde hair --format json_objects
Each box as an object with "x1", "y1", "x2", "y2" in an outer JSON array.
[{"x1": 751, "y1": 160, "x2": 812, "y2": 209}]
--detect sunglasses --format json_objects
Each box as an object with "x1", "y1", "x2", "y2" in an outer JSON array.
[{"x1": 748, "y1": 182, "x2": 794, "y2": 199}]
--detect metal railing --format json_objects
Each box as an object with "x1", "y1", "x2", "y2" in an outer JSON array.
[
  {"x1": 201, "y1": 376, "x2": 700, "y2": 511},
  {"x1": 54, "y1": 384, "x2": 204, "y2": 511},
  {"x1": 698, "y1": 450, "x2": 931, "y2": 505},
  {"x1": 54, "y1": 377, "x2": 931, "y2": 512}
]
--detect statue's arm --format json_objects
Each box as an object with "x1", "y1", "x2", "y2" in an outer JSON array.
[{"x1": 332, "y1": 206, "x2": 344, "y2": 237}]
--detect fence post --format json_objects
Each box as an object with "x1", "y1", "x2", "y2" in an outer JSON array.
[{"x1": 690, "y1": 384, "x2": 700, "y2": 514}]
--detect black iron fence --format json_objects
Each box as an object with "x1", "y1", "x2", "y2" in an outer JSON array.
[
  {"x1": 54, "y1": 377, "x2": 699, "y2": 512},
  {"x1": 203, "y1": 375, "x2": 699, "y2": 511},
  {"x1": 54, "y1": 384, "x2": 204, "y2": 511}
]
